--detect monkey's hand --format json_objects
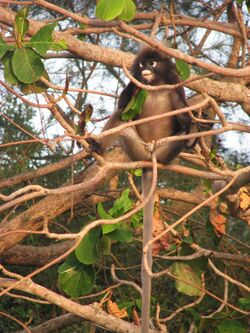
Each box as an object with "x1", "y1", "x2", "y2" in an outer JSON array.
[{"x1": 86, "y1": 138, "x2": 102, "y2": 154}]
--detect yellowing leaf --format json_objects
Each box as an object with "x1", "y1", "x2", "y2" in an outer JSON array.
[
  {"x1": 107, "y1": 299, "x2": 128, "y2": 318},
  {"x1": 96, "y1": 0, "x2": 125, "y2": 21},
  {"x1": 172, "y1": 262, "x2": 202, "y2": 296},
  {"x1": 118, "y1": 0, "x2": 136, "y2": 21},
  {"x1": 152, "y1": 201, "x2": 169, "y2": 256},
  {"x1": 109, "y1": 174, "x2": 119, "y2": 190},
  {"x1": 132, "y1": 306, "x2": 140, "y2": 326}
]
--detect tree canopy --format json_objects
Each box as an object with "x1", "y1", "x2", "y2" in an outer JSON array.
[{"x1": 0, "y1": 1, "x2": 249, "y2": 332}]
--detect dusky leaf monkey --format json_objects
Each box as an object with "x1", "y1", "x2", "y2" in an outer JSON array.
[{"x1": 95, "y1": 47, "x2": 192, "y2": 332}]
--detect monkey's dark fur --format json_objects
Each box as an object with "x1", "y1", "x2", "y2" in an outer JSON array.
[{"x1": 99, "y1": 47, "x2": 191, "y2": 163}]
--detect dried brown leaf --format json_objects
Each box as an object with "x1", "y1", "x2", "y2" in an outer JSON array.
[
  {"x1": 107, "y1": 299, "x2": 128, "y2": 318},
  {"x1": 132, "y1": 306, "x2": 140, "y2": 326},
  {"x1": 209, "y1": 210, "x2": 227, "y2": 235},
  {"x1": 239, "y1": 187, "x2": 250, "y2": 211}
]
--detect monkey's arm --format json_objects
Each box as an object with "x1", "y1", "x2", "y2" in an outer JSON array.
[
  {"x1": 98, "y1": 82, "x2": 137, "y2": 151},
  {"x1": 171, "y1": 88, "x2": 191, "y2": 130}
]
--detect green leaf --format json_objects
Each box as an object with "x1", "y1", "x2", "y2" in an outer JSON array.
[
  {"x1": 202, "y1": 179, "x2": 212, "y2": 195},
  {"x1": 176, "y1": 59, "x2": 190, "y2": 80},
  {"x1": 98, "y1": 190, "x2": 133, "y2": 234},
  {"x1": 0, "y1": 36, "x2": 14, "y2": 59},
  {"x1": 28, "y1": 23, "x2": 56, "y2": 56},
  {"x1": 179, "y1": 244, "x2": 207, "y2": 274},
  {"x1": 85, "y1": 104, "x2": 93, "y2": 122},
  {"x1": 12, "y1": 48, "x2": 45, "y2": 83},
  {"x1": 96, "y1": 0, "x2": 125, "y2": 21},
  {"x1": 131, "y1": 210, "x2": 143, "y2": 228},
  {"x1": 121, "y1": 94, "x2": 136, "y2": 119},
  {"x1": 75, "y1": 227, "x2": 101, "y2": 264},
  {"x1": 216, "y1": 320, "x2": 247, "y2": 333},
  {"x1": 99, "y1": 235, "x2": 111, "y2": 255},
  {"x1": 171, "y1": 262, "x2": 202, "y2": 296},
  {"x1": 135, "y1": 298, "x2": 142, "y2": 310},
  {"x1": 102, "y1": 223, "x2": 120, "y2": 234},
  {"x1": 239, "y1": 297, "x2": 250, "y2": 310},
  {"x1": 20, "y1": 70, "x2": 50, "y2": 94},
  {"x1": 1, "y1": 53, "x2": 19, "y2": 85},
  {"x1": 109, "y1": 188, "x2": 132, "y2": 217},
  {"x1": 14, "y1": 7, "x2": 29, "y2": 45},
  {"x1": 97, "y1": 202, "x2": 113, "y2": 220},
  {"x1": 133, "y1": 168, "x2": 142, "y2": 177},
  {"x1": 58, "y1": 256, "x2": 95, "y2": 298},
  {"x1": 77, "y1": 22, "x2": 86, "y2": 41},
  {"x1": 118, "y1": 0, "x2": 136, "y2": 21},
  {"x1": 50, "y1": 39, "x2": 68, "y2": 51},
  {"x1": 107, "y1": 228, "x2": 133, "y2": 242},
  {"x1": 79, "y1": 22, "x2": 86, "y2": 29},
  {"x1": 121, "y1": 89, "x2": 148, "y2": 120},
  {"x1": 97, "y1": 202, "x2": 119, "y2": 234}
]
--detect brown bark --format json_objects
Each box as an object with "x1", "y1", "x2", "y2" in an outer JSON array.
[
  {"x1": 0, "y1": 278, "x2": 159, "y2": 333},
  {"x1": 0, "y1": 150, "x2": 88, "y2": 190},
  {"x1": 1, "y1": 242, "x2": 74, "y2": 266},
  {"x1": 15, "y1": 313, "x2": 84, "y2": 333}
]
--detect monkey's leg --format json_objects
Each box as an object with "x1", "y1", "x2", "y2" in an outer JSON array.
[
  {"x1": 120, "y1": 127, "x2": 187, "y2": 164},
  {"x1": 119, "y1": 127, "x2": 151, "y2": 161},
  {"x1": 155, "y1": 135, "x2": 186, "y2": 164},
  {"x1": 141, "y1": 168, "x2": 154, "y2": 333}
]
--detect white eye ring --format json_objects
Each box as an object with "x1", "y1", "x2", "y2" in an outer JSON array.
[
  {"x1": 139, "y1": 62, "x2": 143, "y2": 68},
  {"x1": 151, "y1": 61, "x2": 157, "y2": 67}
]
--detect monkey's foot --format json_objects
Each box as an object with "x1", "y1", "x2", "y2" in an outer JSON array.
[
  {"x1": 86, "y1": 138, "x2": 102, "y2": 154},
  {"x1": 145, "y1": 140, "x2": 157, "y2": 154}
]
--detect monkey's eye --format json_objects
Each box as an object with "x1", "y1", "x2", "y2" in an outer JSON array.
[{"x1": 150, "y1": 61, "x2": 157, "y2": 67}]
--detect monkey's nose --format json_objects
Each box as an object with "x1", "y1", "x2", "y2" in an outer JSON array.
[{"x1": 142, "y1": 69, "x2": 152, "y2": 77}]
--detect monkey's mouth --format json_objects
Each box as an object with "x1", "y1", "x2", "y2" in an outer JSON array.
[{"x1": 141, "y1": 69, "x2": 154, "y2": 82}]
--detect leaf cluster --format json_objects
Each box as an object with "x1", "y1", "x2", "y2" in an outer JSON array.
[
  {"x1": 58, "y1": 189, "x2": 141, "y2": 298},
  {"x1": 0, "y1": 7, "x2": 66, "y2": 93}
]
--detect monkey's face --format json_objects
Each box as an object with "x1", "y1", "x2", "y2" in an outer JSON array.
[
  {"x1": 132, "y1": 48, "x2": 175, "y2": 85},
  {"x1": 138, "y1": 59, "x2": 158, "y2": 83}
]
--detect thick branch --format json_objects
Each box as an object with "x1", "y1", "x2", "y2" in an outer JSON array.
[
  {"x1": 1, "y1": 242, "x2": 74, "y2": 266},
  {"x1": 15, "y1": 313, "x2": 83, "y2": 333},
  {"x1": 0, "y1": 149, "x2": 127, "y2": 254},
  {"x1": 0, "y1": 278, "x2": 159, "y2": 333},
  {"x1": 0, "y1": 150, "x2": 88, "y2": 190}
]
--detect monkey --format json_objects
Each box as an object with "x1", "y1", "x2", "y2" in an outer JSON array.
[
  {"x1": 95, "y1": 47, "x2": 191, "y2": 332},
  {"x1": 99, "y1": 47, "x2": 191, "y2": 162}
]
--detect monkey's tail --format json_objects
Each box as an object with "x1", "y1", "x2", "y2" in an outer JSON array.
[{"x1": 141, "y1": 168, "x2": 154, "y2": 333}]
